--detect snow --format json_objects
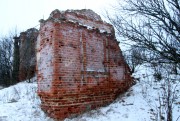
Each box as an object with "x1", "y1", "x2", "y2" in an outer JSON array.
[
  {"x1": 0, "y1": 81, "x2": 151, "y2": 121},
  {"x1": 86, "y1": 68, "x2": 105, "y2": 72},
  {"x1": 68, "y1": 20, "x2": 109, "y2": 34},
  {"x1": 0, "y1": 64, "x2": 179, "y2": 121},
  {"x1": 99, "y1": 29, "x2": 106, "y2": 33},
  {"x1": 65, "y1": 82, "x2": 152, "y2": 121},
  {"x1": 0, "y1": 78, "x2": 53, "y2": 121}
]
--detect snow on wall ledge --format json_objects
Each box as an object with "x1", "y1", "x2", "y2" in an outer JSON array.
[{"x1": 37, "y1": 9, "x2": 133, "y2": 120}]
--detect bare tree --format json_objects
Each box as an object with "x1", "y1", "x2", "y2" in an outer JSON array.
[
  {"x1": 150, "y1": 67, "x2": 179, "y2": 121},
  {"x1": 0, "y1": 28, "x2": 20, "y2": 86},
  {"x1": 107, "y1": 0, "x2": 180, "y2": 70},
  {"x1": 107, "y1": 0, "x2": 180, "y2": 121},
  {"x1": 123, "y1": 46, "x2": 145, "y2": 73},
  {"x1": 0, "y1": 36, "x2": 13, "y2": 86}
]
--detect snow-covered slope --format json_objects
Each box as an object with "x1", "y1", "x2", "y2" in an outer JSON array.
[
  {"x1": 0, "y1": 80, "x2": 151, "y2": 121},
  {"x1": 65, "y1": 83, "x2": 152, "y2": 121},
  {"x1": 0, "y1": 79, "x2": 52, "y2": 121},
  {"x1": 0, "y1": 66, "x2": 179, "y2": 121}
]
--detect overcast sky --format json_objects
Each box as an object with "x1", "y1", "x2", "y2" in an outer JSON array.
[{"x1": 0, "y1": 0, "x2": 116, "y2": 36}]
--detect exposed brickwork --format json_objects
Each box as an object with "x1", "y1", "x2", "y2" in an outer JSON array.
[{"x1": 37, "y1": 9, "x2": 133, "y2": 120}]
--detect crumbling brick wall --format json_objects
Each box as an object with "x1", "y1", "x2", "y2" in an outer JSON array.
[
  {"x1": 19, "y1": 28, "x2": 38, "y2": 81},
  {"x1": 37, "y1": 9, "x2": 133, "y2": 120}
]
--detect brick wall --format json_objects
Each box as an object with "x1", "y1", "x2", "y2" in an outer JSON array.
[
  {"x1": 37, "y1": 9, "x2": 133, "y2": 120},
  {"x1": 19, "y1": 28, "x2": 38, "y2": 81}
]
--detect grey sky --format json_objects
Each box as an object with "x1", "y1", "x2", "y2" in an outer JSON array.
[{"x1": 0, "y1": 0, "x2": 116, "y2": 36}]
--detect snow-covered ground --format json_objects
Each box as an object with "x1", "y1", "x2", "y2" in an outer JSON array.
[
  {"x1": 0, "y1": 86, "x2": 3, "y2": 90},
  {"x1": 65, "y1": 83, "x2": 152, "y2": 121},
  {"x1": 0, "y1": 66, "x2": 179, "y2": 121},
  {"x1": 0, "y1": 78, "x2": 53, "y2": 121}
]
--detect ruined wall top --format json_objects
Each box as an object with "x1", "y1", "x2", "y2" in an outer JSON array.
[
  {"x1": 50, "y1": 9, "x2": 102, "y2": 21},
  {"x1": 39, "y1": 9, "x2": 114, "y2": 34}
]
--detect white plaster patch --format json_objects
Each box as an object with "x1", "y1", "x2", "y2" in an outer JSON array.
[{"x1": 37, "y1": 44, "x2": 53, "y2": 92}]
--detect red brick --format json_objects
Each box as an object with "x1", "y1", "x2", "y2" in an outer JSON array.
[{"x1": 36, "y1": 9, "x2": 133, "y2": 120}]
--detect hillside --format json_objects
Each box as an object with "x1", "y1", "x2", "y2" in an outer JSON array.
[{"x1": 0, "y1": 65, "x2": 179, "y2": 121}]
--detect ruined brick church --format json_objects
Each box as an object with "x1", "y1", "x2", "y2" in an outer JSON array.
[
  {"x1": 14, "y1": 28, "x2": 38, "y2": 82},
  {"x1": 37, "y1": 9, "x2": 133, "y2": 119}
]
